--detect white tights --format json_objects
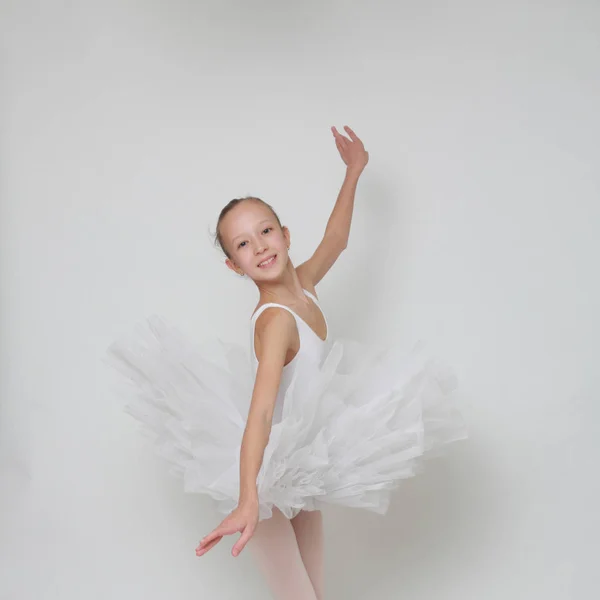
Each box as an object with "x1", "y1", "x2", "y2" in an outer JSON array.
[{"x1": 248, "y1": 507, "x2": 324, "y2": 600}]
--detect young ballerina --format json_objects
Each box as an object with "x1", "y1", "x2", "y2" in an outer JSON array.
[{"x1": 105, "y1": 126, "x2": 467, "y2": 600}]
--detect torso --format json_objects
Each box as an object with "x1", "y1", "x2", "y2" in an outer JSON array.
[
  {"x1": 249, "y1": 287, "x2": 329, "y2": 423},
  {"x1": 251, "y1": 286, "x2": 328, "y2": 368}
]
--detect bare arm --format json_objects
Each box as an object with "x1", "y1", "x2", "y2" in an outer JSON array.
[
  {"x1": 238, "y1": 308, "x2": 296, "y2": 506},
  {"x1": 297, "y1": 126, "x2": 369, "y2": 287},
  {"x1": 325, "y1": 167, "x2": 361, "y2": 245}
]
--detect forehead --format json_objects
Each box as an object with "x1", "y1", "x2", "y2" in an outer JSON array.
[{"x1": 223, "y1": 201, "x2": 275, "y2": 241}]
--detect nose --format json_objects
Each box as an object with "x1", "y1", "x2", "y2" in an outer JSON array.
[{"x1": 254, "y1": 242, "x2": 268, "y2": 254}]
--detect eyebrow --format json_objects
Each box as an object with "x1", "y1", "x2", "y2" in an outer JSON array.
[{"x1": 231, "y1": 219, "x2": 273, "y2": 244}]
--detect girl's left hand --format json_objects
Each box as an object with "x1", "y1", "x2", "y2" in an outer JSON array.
[{"x1": 331, "y1": 125, "x2": 369, "y2": 172}]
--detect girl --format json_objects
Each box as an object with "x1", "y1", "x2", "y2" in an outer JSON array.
[{"x1": 106, "y1": 126, "x2": 467, "y2": 600}]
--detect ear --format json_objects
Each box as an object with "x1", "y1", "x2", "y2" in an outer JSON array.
[
  {"x1": 225, "y1": 258, "x2": 243, "y2": 276},
  {"x1": 282, "y1": 225, "x2": 291, "y2": 248}
]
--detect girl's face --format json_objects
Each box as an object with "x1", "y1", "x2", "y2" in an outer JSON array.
[{"x1": 222, "y1": 201, "x2": 290, "y2": 279}]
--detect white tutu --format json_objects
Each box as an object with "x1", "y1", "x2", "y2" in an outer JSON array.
[{"x1": 104, "y1": 316, "x2": 468, "y2": 521}]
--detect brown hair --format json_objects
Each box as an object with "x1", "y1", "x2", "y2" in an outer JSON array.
[{"x1": 211, "y1": 196, "x2": 283, "y2": 260}]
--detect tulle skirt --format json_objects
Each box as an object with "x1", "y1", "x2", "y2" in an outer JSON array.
[{"x1": 104, "y1": 316, "x2": 468, "y2": 521}]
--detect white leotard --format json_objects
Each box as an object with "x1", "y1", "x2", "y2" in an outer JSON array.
[{"x1": 250, "y1": 289, "x2": 329, "y2": 423}]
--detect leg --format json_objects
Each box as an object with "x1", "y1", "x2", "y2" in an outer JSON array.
[
  {"x1": 290, "y1": 509, "x2": 325, "y2": 600},
  {"x1": 248, "y1": 506, "x2": 318, "y2": 600}
]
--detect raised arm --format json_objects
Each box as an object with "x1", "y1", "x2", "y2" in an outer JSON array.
[{"x1": 297, "y1": 125, "x2": 369, "y2": 287}]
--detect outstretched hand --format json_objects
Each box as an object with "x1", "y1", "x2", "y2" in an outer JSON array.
[
  {"x1": 196, "y1": 500, "x2": 259, "y2": 558},
  {"x1": 332, "y1": 125, "x2": 369, "y2": 173}
]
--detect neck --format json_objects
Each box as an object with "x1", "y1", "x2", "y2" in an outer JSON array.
[{"x1": 254, "y1": 258, "x2": 309, "y2": 305}]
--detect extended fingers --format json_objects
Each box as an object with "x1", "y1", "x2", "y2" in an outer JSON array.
[
  {"x1": 196, "y1": 535, "x2": 222, "y2": 556},
  {"x1": 198, "y1": 529, "x2": 219, "y2": 547},
  {"x1": 197, "y1": 524, "x2": 229, "y2": 550},
  {"x1": 343, "y1": 125, "x2": 360, "y2": 142},
  {"x1": 332, "y1": 125, "x2": 361, "y2": 145},
  {"x1": 331, "y1": 126, "x2": 349, "y2": 147},
  {"x1": 231, "y1": 526, "x2": 255, "y2": 557},
  {"x1": 196, "y1": 533, "x2": 218, "y2": 551}
]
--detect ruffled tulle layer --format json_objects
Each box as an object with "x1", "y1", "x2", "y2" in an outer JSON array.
[{"x1": 104, "y1": 316, "x2": 468, "y2": 521}]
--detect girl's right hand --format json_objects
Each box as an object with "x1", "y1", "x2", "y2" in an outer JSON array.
[{"x1": 195, "y1": 500, "x2": 259, "y2": 558}]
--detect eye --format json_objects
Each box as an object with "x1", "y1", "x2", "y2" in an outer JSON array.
[{"x1": 238, "y1": 227, "x2": 272, "y2": 249}]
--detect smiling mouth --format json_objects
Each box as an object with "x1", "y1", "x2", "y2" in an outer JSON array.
[{"x1": 258, "y1": 254, "x2": 277, "y2": 268}]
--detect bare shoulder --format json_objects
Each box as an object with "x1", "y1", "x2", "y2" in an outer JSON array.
[
  {"x1": 254, "y1": 305, "x2": 296, "y2": 335},
  {"x1": 254, "y1": 306, "x2": 297, "y2": 361}
]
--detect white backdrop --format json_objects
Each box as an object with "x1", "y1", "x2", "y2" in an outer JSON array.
[{"x1": 1, "y1": 1, "x2": 598, "y2": 598}]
